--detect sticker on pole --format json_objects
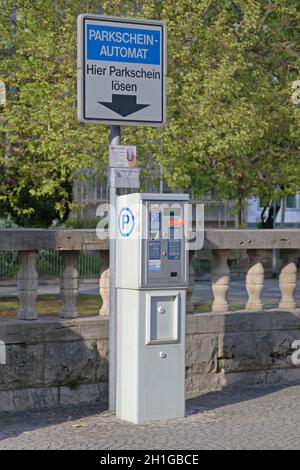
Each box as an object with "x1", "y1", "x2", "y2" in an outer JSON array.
[
  {"x1": 77, "y1": 14, "x2": 166, "y2": 127},
  {"x1": 109, "y1": 145, "x2": 137, "y2": 167},
  {"x1": 110, "y1": 167, "x2": 140, "y2": 189}
]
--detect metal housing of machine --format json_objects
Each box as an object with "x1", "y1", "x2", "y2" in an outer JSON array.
[{"x1": 116, "y1": 193, "x2": 189, "y2": 423}]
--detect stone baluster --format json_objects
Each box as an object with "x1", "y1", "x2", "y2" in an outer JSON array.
[
  {"x1": 17, "y1": 251, "x2": 39, "y2": 320},
  {"x1": 59, "y1": 251, "x2": 79, "y2": 318},
  {"x1": 246, "y1": 249, "x2": 264, "y2": 310},
  {"x1": 186, "y1": 250, "x2": 196, "y2": 313},
  {"x1": 211, "y1": 250, "x2": 230, "y2": 312},
  {"x1": 279, "y1": 250, "x2": 297, "y2": 309},
  {"x1": 99, "y1": 250, "x2": 110, "y2": 316}
]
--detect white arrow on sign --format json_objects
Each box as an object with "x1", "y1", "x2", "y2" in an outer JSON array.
[{"x1": 77, "y1": 14, "x2": 167, "y2": 127}]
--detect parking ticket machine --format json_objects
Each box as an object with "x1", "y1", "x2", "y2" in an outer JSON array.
[{"x1": 116, "y1": 193, "x2": 189, "y2": 423}]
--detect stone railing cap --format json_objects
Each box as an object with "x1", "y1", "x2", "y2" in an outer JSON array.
[
  {"x1": 203, "y1": 229, "x2": 300, "y2": 250},
  {"x1": 0, "y1": 229, "x2": 108, "y2": 251},
  {"x1": 0, "y1": 228, "x2": 300, "y2": 251}
]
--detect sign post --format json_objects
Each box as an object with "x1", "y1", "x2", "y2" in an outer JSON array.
[
  {"x1": 77, "y1": 14, "x2": 166, "y2": 412},
  {"x1": 108, "y1": 125, "x2": 120, "y2": 412}
]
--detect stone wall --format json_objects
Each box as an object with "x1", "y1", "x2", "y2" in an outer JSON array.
[
  {"x1": 186, "y1": 310, "x2": 300, "y2": 391},
  {"x1": 0, "y1": 317, "x2": 109, "y2": 411},
  {"x1": 1, "y1": 311, "x2": 300, "y2": 412}
]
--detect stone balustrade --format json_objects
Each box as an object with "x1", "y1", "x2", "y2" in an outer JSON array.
[
  {"x1": 0, "y1": 229, "x2": 108, "y2": 320},
  {"x1": 200, "y1": 229, "x2": 300, "y2": 313},
  {"x1": 1, "y1": 228, "x2": 300, "y2": 411},
  {"x1": 1, "y1": 228, "x2": 300, "y2": 319}
]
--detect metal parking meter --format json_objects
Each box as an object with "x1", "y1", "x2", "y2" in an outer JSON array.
[{"x1": 116, "y1": 193, "x2": 189, "y2": 423}]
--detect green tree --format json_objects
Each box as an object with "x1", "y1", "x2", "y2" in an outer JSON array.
[
  {"x1": 0, "y1": 0, "x2": 109, "y2": 226},
  {"x1": 152, "y1": 0, "x2": 300, "y2": 225},
  {"x1": 1, "y1": 0, "x2": 300, "y2": 227}
]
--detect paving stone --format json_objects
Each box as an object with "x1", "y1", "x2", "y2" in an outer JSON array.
[{"x1": 1, "y1": 384, "x2": 300, "y2": 450}]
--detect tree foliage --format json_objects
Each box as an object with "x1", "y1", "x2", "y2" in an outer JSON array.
[
  {"x1": 0, "y1": 0, "x2": 109, "y2": 226},
  {"x1": 0, "y1": 0, "x2": 300, "y2": 226},
  {"x1": 154, "y1": 0, "x2": 300, "y2": 221}
]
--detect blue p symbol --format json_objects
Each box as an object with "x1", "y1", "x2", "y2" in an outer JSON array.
[
  {"x1": 118, "y1": 208, "x2": 135, "y2": 237},
  {"x1": 122, "y1": 213, "x2": 130, "y2": 230}
]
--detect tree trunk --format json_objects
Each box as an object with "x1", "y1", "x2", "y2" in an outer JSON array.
[
  {"x1": 238, "y1": 198, "x2": 243, "y2": 228},
  {"x1": 280, "y1": 197, "x2": 286, "y2": 228}
]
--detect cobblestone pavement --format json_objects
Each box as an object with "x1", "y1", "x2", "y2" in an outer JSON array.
[{"x1": 0, "y1": 384, "x2": 300, "y2": 450}]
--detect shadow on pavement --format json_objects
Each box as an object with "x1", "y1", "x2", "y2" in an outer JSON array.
[
  {"x1": 186, "y1": 384, "x2": 297, "y2": 416},
  {"x1": 0, "y1": 402, "x2": 108, "y2": 442},
  {"x1": 0, "y1": 383, "x2": 297, "y2": 442}
]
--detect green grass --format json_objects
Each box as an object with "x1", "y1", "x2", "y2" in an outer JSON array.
[
  {"x1": 193, "y1": 302, "x2": 278, "y2": 313},
  {"x1": 193, "y1": 302, "x2": 245, "y2": 312},
  {"x1": 0, "y1": 294, "x2": 101, "y2": 319},
  {"x1": 1, "y1": 296, "x2": 279, "y2": 319}
]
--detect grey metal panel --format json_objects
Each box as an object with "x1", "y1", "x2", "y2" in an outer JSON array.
[
  {"x1": 143, "y1": 289, "x2": 185, "y2": 421},
  {"x1": 116, "y1": 288, "x2": 185, "y2": 423},
  {"x1": 116, "y1": 288, "x2": 140, "y2": 423}
]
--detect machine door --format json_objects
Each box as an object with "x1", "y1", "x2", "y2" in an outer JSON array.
[
  {"x1": 142, "y1": 291, "x2": 185, "y2": 421},
  {"x1": 146, "y1": 294, "x2": 180, "y2": 344}
]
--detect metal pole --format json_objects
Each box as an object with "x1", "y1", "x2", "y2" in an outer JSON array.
[
  {"x1": 109, "y1": 125, "x2": 120, "y2": 411},
  {"x1": 272, "y1": 201, "x2": 278, "y2": 277}
]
